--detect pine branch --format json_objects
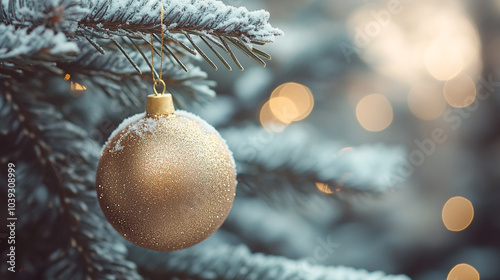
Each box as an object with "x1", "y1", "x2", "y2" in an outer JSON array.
[
  {"x1": 0, "y1": 89, "x2": 60, "y2": 276},
  {"x1": 0, "y1": 81, "x2": 142, "y2": 280},
  {"x1": 78, "y1": 0, "x2": 282, "y2": 70},
  {"x1": 222, "y1": 196, "x2": 336, "y2": 258},
  {"x1": 129, "y1": 242, "x2": 411, "y2": 280},
  {"x1": 0, "y1": 0, "x2": 88, "y2": 33},
  {"x1": 80, "y1": 0, "x2": 282, "y2": 43},
  {"x1": 1, "y1": 0, "x2": 282, "y2": 77},
  {"x1": 0, "y1": 24, "x2": 79, "y2": 76},
  {"x1": 0, "y1": 162, "x2": 62, "y2": 279},
  {"x1": 59, "y1": 41, "x2": 216, "y2": 107},
  {"x1": 222, "y1": 124, "x2": 405, "y2": 203}
]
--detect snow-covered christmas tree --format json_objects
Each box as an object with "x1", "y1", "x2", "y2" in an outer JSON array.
[{"x1": 0, "y1": 0, "x2": 414, "y2": 279}]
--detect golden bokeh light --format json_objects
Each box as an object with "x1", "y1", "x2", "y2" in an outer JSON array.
[
  {"x1": 70, "y1": 81, "x2": 87, "y2": 97},
  {"x1": 447, "y1": 263, "x2": 480, "y2": 280},
  {"x1": 408, "y1": 83, "x2": 447, "y2": 120},
  {"x1": 345, "y1": 1, "x2": 481, "y2": 84},
  {"x1": 442, "y1": 196, "x2": 474, "y2": 231},
  {"x1": 269, "y1": 96, "x2": 299, "y2": 123},
  {"x1": 356, "y1": 94, "x2": 393, "y2": 132},
  {"x1": 316, "y1": 182, "x2": 333, "y2": 194},
  {"x1": 424, "y1": 37, "x2": 464, "y2": 81},
  {"x1": 259, "y1": 100, "x2": 288, "y2": 133},
  {"x1": 71, "y1": 81, "x2": 87, "y2": 91},
  {"x1": 339, "y1": 147, "x2": 354, "y2": 154},
  {"x1": 270, "y1": 82, "x2": 314, "y2": 121},
  {"x1": 270, "y1": 83, "x2": 287, "y2": 98},
  {"x1": 64, "y1": 74, "x2": 71, "y2": 80},
  {"x1": 443, "y1": 73, "x2": 476, "y2": 108}
]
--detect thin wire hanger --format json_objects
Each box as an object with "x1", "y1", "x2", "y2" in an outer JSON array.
[{"x1": 151, "y1": 2, "x2": 166, "y2": 96}]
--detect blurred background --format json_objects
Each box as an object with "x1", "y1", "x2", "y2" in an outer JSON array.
[{"x1": 193, "y1": 0, "x2": 500, "y2": 279}]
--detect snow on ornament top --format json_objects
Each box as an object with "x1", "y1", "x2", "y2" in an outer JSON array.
[{"x1": 102, "y1": 110, "x2": 235, "y2": 169}]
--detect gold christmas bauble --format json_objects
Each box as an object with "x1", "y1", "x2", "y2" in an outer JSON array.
[{"x1": 96, "y1": 94, "x2": 236, "y2": 251}]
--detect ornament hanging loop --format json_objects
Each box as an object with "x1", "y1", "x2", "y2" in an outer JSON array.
[
  {"x1": 151, "y1": 2, "x2": 165, "y2": 96},
  {"x1": 153, "y1": 79, "x2": 166, "y2": 95}
]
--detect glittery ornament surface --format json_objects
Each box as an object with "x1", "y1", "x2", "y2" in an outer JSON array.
[{"x1": 96, "y1": 111, "x2": 236, "y2": 251}]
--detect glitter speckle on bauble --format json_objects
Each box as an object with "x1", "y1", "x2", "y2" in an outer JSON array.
[{"x1": 96, "y1": 94, "x2": 237, "y2": 251}]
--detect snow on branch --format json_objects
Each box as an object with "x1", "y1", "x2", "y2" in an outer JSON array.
[
  {"x1": 1, "y1": 0, "x2": 283, "y2": 76},
  {"x1": 0, "y1": 24, "x2": 79, "y2": 75},
  {"x1": 130, "y1": 242, "x2": 411, "y2": 280},
  {"x1": 78, "y1": 0, "x2": 283, "y2": 70},
  {"x1": 0, "y1": 0, "x2": 88, "y2": 33},
  {"x1": 81, "y1": 0, "x2": 283, "y2": 43},
  {"x1": 222, "y1": 124, "x2": 405, "y2": 200}
]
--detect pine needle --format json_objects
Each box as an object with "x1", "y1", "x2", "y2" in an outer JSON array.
[
  {"x1": 219, "y1": 36, "x2": 244, "y2": 71},
  {"x1": 183, "y1": 32, "x2": 218, "y2": 70},
  {"x1": 109, "y1": 36, "x2": 142, "y2": 75}
]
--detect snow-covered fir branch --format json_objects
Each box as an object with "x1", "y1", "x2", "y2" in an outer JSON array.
[
  {"x1": 0, "y1": 81, "x2": 142, "y2": 280},
  {"x1": 0, "y1": 0, "x2": 283, "y2": 73},
  {"x1": 0, "y1": 0, "x2": 282, "y2": 42},
  {"x1": 129, "y1": 239, "x2": 411, "y2": 280},
  {"x1": 0, "y1": 24, "x2": 79, "y2": 76},
  {"x1": 222, "y1": 124, "x2": 404, "y2": 202},
  {"x1": 0, "y1": 0, "x2": 88, "y2": 33},
  {"x1": 80, "y1": 0, "x2": 283, "y2": 43}
]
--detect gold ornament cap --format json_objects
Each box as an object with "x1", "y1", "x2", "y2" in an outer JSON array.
[{"x1": 146, "y1": 94, "x2": 175, "y2": 115}]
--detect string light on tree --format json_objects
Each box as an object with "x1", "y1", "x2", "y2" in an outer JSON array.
[{"x1": 316, "y1": 182, "x2": 333, "y2": 194}]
